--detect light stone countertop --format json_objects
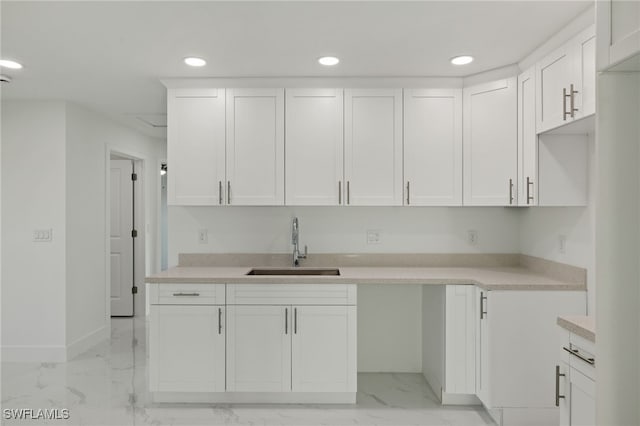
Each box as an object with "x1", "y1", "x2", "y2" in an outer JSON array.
[
  {"x1": 557, "y1": 315, "x2": 596, "y2": 342},
  {"x1": 147, "y1": 265, "x2": 586, "y2": 291}
]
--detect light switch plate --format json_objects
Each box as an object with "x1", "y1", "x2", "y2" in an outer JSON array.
[
  {"x1": 33, "y1": 229, "x2": 53, "y2": 242},
  {"x1": 366, "y1": 230, "x2": 381, "y2": 244}
]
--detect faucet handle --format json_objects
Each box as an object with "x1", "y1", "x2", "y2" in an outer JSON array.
[{"x1": 301, "y1": 245, "x2": 308, "y2": 259}]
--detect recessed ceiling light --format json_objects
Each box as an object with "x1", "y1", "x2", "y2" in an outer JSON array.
[
  {"x1": 0, "y1": 59, "x2": 23, "y2": 69},
  {"x1": 451, "y1": 55, "x2": 474, "y2": 66},
  {"x1": 318, "y1": 56, "x2": 340, "y2": 66},
  {"x1": 184, "y1": 57, "x2": 206, "y2": 67}
]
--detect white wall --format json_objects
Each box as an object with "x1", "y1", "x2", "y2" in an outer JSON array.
[
  {"x1": 1, "y1": 101, "x2": 68, "y2": 361},
  {"x1": 169, "y1": 206, "x2": 520, "y2": 371},
  {"x1": 64, "y1": 104, "x2": 165, "y2": 351},
  {"x1": 519, "y1": 133, "x2": 596, "y2": 314},
  {"x1": 2, "y1": 100, "x2": 165, "y2": 361}
]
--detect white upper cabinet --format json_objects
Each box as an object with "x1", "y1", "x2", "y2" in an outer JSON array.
[
  {"x1": 598, "y1": 0, "x2": 640, "y2": 70},
  {"x1": 403, "y1": 89, "x2": 462, "y2": 206},
  {"x1": 226, "y1": 88, "x2": 285, "y2": 206},
  {"x1": 285, "y1": 89, "x2": 344, "y2": 206},
  {"x1": 167, "y1": 89, "x2": 226, "y2": 206},
  {"x1": 463, "y1": 78, "x2": 517, "y2": 206},
  {"x1": 536, "y1": 25, "x2": 595, "y2": 133},
  {"x1": 518, "y1": 68, "x2": 538, "y2": 206},
  {"x1": 344, "y1": 89, "x2": 403, "y2": 206}
]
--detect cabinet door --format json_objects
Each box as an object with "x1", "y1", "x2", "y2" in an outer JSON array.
[
  {"x1": 291, "y1": 306, "x2": 357, "y2": 392},
  {"x1": 578, "y1": 28, "x2": 596, "y2": 118},
  {"x1": 475, "y1": 289, "x2": 491, "y2": 407},
  {"x1": 536, "y1": 43, "x2": 580, "y2": 133},
  {"x1": 558, "y1": 362, "x2": 571, "y2": 426},
  {"x1": 463, "y1": 79, "x2": 517, "y2": 206},
  {"x1": 404, "y1": 89, "x2": 462, "y2": 206},
  {"x1": 149, "y1": 305, "x2": 225, "y2": 392},
  {"x1": 167, "y1": 89, "x2": 226, "y2": 206},
  {"x1": 518, "y1": 68, "x2": 538, "y2": 206},
  {"x1": 569, "y1": 367, "x2": 596, "y2": 426},
  {"x1": 285, "y1": 89, "x2": 344, "y2": 205},
  {"x1": 226, "y1": 305, "x2": 291, "y2": 392},
  {"x1": 444, "y1": 285, "x2": 476, "y2": 394},
  {"x1": 344, "y1": 89, "x2": 403, "y2": 206},
  {"x1": 226, "y1": 88, "x2": 285, "y2": 205}
]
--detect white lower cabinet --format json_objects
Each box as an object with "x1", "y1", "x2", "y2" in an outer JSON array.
[
  {"x1": 149, "y1": 304, "x2": 226, "y2": 393},
  {"x1": 226, "y1": 305, "x2": 291, "y2": 392},
  {"x1": 558, "y1": 331, "x2": 596, "y2": 426},
  {"x1": 149, "y1": 283, "x2": 357, "y2": 403},
  {"x1": 475, "y1": 289, "x2": 586, "y2": 426}
]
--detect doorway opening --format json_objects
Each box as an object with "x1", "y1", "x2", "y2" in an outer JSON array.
[{"x1": 108, "y1": 152, "x2": 145, "y2": 317}]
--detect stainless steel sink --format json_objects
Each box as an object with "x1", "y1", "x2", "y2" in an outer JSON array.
[{"x1": 246, "y1": 268, "x2": 340, "y2": 276}]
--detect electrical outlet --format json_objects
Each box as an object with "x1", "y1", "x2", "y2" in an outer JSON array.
[
  {"x1": 366, "y1": 230, "x2": 381, "y2": 244},
  {"x1": 198, "y1": 229, "x2": 208, "y2": 244},
  {"x1": 468, "y1": 230, "x2": 478, "y2": 245},
  {"x1": 558, "y1": 235, "x2": 567, "y2": 253},
  {"x1": 33, "y1": 229, "x2": 53, "y2": 242}
]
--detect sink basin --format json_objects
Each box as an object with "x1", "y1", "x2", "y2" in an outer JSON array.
[{"x1": 246, "y1": 268, "x2": 340, "y2": 276}]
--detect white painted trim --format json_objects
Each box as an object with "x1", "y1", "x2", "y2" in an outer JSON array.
[
  {"x1": 596, "y1": 0, "x2": 612, "y2": 71},
  {"x1": 441, "y1": 392, "x2": 481, "y2": 406},
  {"x1": 161, "y1": 77, "x2": 463, "y2": 89},
  {"x1": 151, "y1": 392, "x2": 356, "y2": 404},
  {"x1": 66, "y1": 326, "x2": 108, "y2": 361},
  {"x1": 2, "y1": 345, "x2": 67, "y2": 363}
]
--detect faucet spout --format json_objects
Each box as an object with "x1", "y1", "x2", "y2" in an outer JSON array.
[{"x1": 291, "y1": 217, "x2": 307, "y2": 267}]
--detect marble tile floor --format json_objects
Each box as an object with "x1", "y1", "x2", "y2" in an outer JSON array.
[{"x1": 1, "y1": 318, "x2": 495, "y2": 426}]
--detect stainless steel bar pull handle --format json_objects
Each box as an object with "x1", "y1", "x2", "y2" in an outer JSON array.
[
  {"x1": 294, "y1": 308, "x2": 298, "y2": 334},
  {"x1": 172, "y1": 292, "x2": 199, "y2": 297},
  {"x1": 218, "y1": 308, "x2": 222, "y2": 334},
  {"x1": 406, "y1": 181, "x2": 410, "y2": 205},
  {"x1": 563, "y1": 346, "x2": 595, "y2": 366},
  {"x1": 570, "y1": 83, "x2": 578, "y2": 118},
  {"x1": 480, "y1": 291, "x2": 488, "y2": 319},
  {"x1": 563, "y1": 87, "x2": 571, "y2": 121},
  {"x1": 347, "y1": 181, "x2": 350, "y2": 205},
  {"x1": 219, "y1": 181, "x2": 223, "y2": 205},
  {"x1": 509, "y1": 179, "x2": 514, "y2": 205},
  {"x1": 338, "y1": 181, "x2": 342, "y2": 205},
  {"x1": 526, "y1": 177, "x2": 534, "y2": 204},
  {"x1": 555, "y1": 365, "x2": 566, "y2": 406},
  {"x1": 285, "y1": 308, "x2": 288, "y2": 334},
  {"x1": 227, "y1": 181, "x2": 231, "y2": 204}
]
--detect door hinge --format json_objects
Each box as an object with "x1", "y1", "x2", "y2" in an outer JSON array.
[
  {"x1": 132, "y1": 286, "x2": 138, "y2": 294},
  {"x1": 131, "y1": 229, "x2": 138, "y2": 238},
  {"x1": 131, "y1": 172, "x2": 137, "y2": 181}
]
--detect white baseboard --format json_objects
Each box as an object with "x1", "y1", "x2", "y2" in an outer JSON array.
[
  {"x1": 2, "y1": 345, "x2": 67, "y2": 363},
  {"x1": 66, "y1": 326, "x2": 109, "y2": 360},
  {"x1": 151, "y1": 392, "x2": 357, "y2": 404},
  {"x1": 441, "y1": 392, "x2": 481, "y2": 405}
]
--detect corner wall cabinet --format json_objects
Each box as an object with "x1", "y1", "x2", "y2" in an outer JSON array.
[
  {"x1": 517, "y1": 68, "x2": 538, "y2": 206},
  {"x1": 149, "y1": 283, "x2": 357, "y2": 403}
]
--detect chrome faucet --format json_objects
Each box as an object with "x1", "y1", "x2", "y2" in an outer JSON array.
[{"x1": 292, "y1": 217, "x2": 307, "y2": 267}]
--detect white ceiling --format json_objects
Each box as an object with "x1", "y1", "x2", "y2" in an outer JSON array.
[{"x1": 1, "y1": 1, "x2": 591, "y2": 139}]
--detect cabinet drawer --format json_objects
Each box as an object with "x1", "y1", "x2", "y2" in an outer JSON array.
[
  {"x1": 226, "y1": 284, "x2": 356, "y2": 305},
  {"x1": 149, "y1": 283, "x2": 225, "y2": 305}
]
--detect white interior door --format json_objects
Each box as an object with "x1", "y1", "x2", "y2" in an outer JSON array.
[{"x1": 110, "y1": 159, "x2": 134, "y2": 316}]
